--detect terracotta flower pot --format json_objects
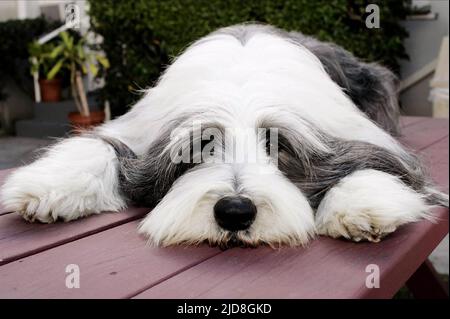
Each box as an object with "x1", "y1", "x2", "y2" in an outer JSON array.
[
  {"x1": 39, "y1": 78, "x2": 62, "y2": 102},
  {"x1": 68, "y1": 111, "x2": 105, "y2": 133}
]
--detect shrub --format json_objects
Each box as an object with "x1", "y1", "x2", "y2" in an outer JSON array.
[
  {"x1": 0, "y1": 17, "x2": 62, "y2": 101},
  {"x1": 88, "y1": 0, "x2": 410, "y2": 117}
]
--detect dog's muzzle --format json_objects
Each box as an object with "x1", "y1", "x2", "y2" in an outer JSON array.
[{"x1": 214, "y1": 196, "x2": 257, "y2": 231}]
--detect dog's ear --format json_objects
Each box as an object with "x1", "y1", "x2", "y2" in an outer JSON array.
[
  {"x1": 275, "y1": 127, "x2": 430, "y2": 208},
  {"x1": 93, "y1": 133, "x2": 194, "y2": 207},
  {"x1": 291, "y1": 34, "x2": 400, "y2": 136}
]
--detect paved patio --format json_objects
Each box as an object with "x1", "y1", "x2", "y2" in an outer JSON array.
[{"x1": 0, "y1": 137, "x2": 53, "y2": 170}]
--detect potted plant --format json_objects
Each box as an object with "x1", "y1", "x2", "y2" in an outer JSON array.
[
  {"x1": 46, "y1": 31, "x2": 110, "y2": 129},
  {"x1": 28, "y1": 41, "x2": 63, "y2": 102}
]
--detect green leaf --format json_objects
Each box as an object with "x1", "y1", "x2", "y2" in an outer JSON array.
[
  {"x1": 28, "y1": 41, "x2": 41, "y2": 57},
  {"x1": 77, "y1": 44, "x2": 85, "y2": 60},
  {"x1": 60, "y1": 31, "x2": 73, "y2": 50},
  {"x1": 79, "y1": 62, "x2": 88, "y2": 74},
  {"x1": 49, "y1": 44, "x2": 64, "y2": 59},
  {"x1": 60, "y1": 31, "x2": 69, "y2": 44},
  {"x1": 46, "y1": 58, "x2": 64, "y2": 80},
  {"x1": 88, "y1": 63, "x2": 99, "y2": 76},
  {"x1": 96, "y1": 55, "x2": 110, "y2": 69}
]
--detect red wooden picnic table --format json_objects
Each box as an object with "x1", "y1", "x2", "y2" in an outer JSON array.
[{"x1": 0, "y1": 116, "x2": 448, "y2": 299}]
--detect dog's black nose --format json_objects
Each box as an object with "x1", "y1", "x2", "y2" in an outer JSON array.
[{"x1": 214, "y1": 196, "x2": 256, "y2": 231}]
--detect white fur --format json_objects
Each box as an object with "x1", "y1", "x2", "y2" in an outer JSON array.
[
  {"x1": 98, "y1": 31, "x2": 404, "y2": 155},
  {"x1": 138, "y1": 162, "x2": 315, "y2": 247},
  {"x1": 0, "y1": 137, "x2": 125, "y2": 222},
  {"x1": 0, "y1": 29, "x2": 432, "y2": 246},
  {"x1": 315, "y1": 169, "x2": 433, "y2": 242}
]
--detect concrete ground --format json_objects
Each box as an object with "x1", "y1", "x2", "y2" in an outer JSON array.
[
  {"x1": 0, "y1": 136, "x2": 448, "y2": 275},
  {"x1": 0, "y1": 137, "x2": 53, "y2": 169}
]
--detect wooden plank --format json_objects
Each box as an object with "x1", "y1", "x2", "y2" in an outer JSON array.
[
  {"x1": 420, "y1": 136, "x2": 449, "y2": 193},
  {"x1": 134, "y1": 208, "x2": 448, "y2": 299},
  {"x1": 399, "y1": 117, "x2": 449, "y2": 151},
  {"x1": 0, "y1": 220, "x2": 221, "y2": 298},
  {"x1": 0, "y1": 207, "x2": 148, "y2": 265},
  {"x1": 399, "y1": 116, "x2": 425, "y2": 129},
  {"x1": 0, "y1": 168, "x2": 16, "y2": 215},
  {"x1": 401, "y1": 118, "x2": 448, "y2": 191}
]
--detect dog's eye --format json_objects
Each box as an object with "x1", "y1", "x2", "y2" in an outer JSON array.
[{"x1": 263, "y1": 129, "x2": 294, "y2": 157}]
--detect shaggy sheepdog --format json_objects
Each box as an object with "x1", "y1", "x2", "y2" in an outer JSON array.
[{"x1": 1, "y1": 24, "x2": 448, "y2": 248}]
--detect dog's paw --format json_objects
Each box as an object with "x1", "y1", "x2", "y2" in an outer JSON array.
[
  {"x1": 2, "y1": 186, "x2": 58, "y2": 223},
  {"x1": 0, "y1": 156, "x2": 125, "y2": 223},
  {"x1": 315, "y1": 169, "x2": 433, "y2": 243},
  {"x1": 2, "y1": 169, "x2": 99, "y2": 223},
  {"x1": 316, "y1": 210, "x2": 398, "y2": 242}
]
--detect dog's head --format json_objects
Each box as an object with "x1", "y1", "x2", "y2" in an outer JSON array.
[{"x1": 109, "y1": 106, "x2": 336, "y2": 248}]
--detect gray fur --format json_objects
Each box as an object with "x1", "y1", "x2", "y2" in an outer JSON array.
[
  {"x1": 96, "y1": 130, "x2": 190, "y2": 207},
  {"x1": 271, "y1": 122, "x2": 448, "y2": 208},
  {"x1": 294, "y1": 34, "x2": 401, "y2": 136},
  {"x1": 211, "y1": 23, "x2": 286, "y2": 45},
  {"x1": 94, "y1": 115, "x2": 226, "y2": 207}
]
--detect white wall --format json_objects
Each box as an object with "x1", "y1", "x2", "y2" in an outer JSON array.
[
  {"x1": 0, "y1": 0, "x2": 41, "y2": 21},
  {"x1": 0, "y1": 1, "x2": 19, "y2": 21},
  {"x1": 400, "y1": 0, "x2": 449, "y2": 116}
]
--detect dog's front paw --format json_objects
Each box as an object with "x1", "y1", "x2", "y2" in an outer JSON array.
[
  {"x1": 2, "y1": 184, "x2": 57, "y2": 223},
  {"x1": 2, "y1": 169, "x2": 88, "y2": 222},
  {"x1": 1, "y1": 163, "x2": 125, "y2": 223},
  {"x1": 315, "y1": 169, "x2": 433, "y2": 243},
  {"x1": 316, "y1": 210, "x2": 398, "y2": 242}
]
